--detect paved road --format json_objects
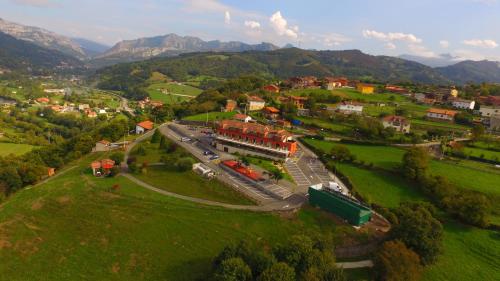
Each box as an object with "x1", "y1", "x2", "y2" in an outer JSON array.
[
  {"x1": 123, "y1": 173, "x2": 305, "y2": 212},
  {"x1": 336, "y1": 260, "x2": 374, "y2": 269}
]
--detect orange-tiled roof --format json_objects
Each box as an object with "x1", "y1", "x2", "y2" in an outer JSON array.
[
  {"x1": 248, "y1": 95, "x2": 265, "y2": 102},
  {"x1": 98, "y1": 140, "x2": 110, "y2": 145},
  {"x1": 36, "y1": 97, "x2": 50, "y2": 103},
  {"x1": 427, "y1": 108, "x2": 457, "y2": 116},
  {"x1": 233, "y1": 114, "x2": 250, "y2": 120},
  {"x1": 383, "y1": 115, "x2": 409, "y2": 124},
  {"x1": 137, "y1": 120, "x2": 154, "y2": 130},
  {"x1": 264, "y1": 106, "x2": 280, "y2": 113},
  {"x1": 91, "y1": 161, "x2": 101, "y2": 169},
  {"x1": 101, "y1": 159, "x2": 115, "y2": 169},
  {"x1": 219, "y1": 120, "x2": 291, "y2": 141}
]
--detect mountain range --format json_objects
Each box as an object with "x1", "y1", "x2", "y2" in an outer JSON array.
[{"x1": 1, "y1": 17, "x2": 500, "y2": 84}]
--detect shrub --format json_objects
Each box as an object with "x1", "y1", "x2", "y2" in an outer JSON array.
[{"x1": 374, "y1": 240, "x2": 423, "y2": 281}]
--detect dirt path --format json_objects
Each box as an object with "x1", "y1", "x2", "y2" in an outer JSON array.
[{"x1": 336, "y1": 260, "x2": 374, "y2": 269}]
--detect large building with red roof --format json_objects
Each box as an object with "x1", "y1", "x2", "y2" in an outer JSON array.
[{"x1": 215, "y1": 120, "x2": 297, "y2": 160}]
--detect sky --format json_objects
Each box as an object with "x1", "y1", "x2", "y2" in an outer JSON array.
[{"x1": 1, "y1": 0, "x2": 500, "y2": 61}]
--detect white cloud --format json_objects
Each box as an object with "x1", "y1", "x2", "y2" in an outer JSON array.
[
  {"x1": 316, "y1": 33, "x2": 351, "y2": 47},
  {"x1": 224, "y1": 11, "x2": 231, "y2": 24},
  {"x1": 408, "y1": 44, "x2": 437, "y2": 58},
  {"x1": 269, "y1": 11, "x2": 298, "y2": 39},
  {"x1": 440, "y1": 40, "x2": 450, "y2": 48},
  {"x1": 385, "y1": 42, "x2": 396, "y2": 50},
  {"x1": 463, "y1": 39, "x2": 498, "y2": 48},
  {"x1": 244, "y1": 20, "x2": 261, "y2": 29},
  {"x1": 10, "y1": 0, "x2": 57, "y2": 7},
  {"x1": 362, "y1": 29, "x2": 422, "y2": 43}
]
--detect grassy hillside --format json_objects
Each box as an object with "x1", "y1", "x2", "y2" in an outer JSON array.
[
  {"x1": 0, "y1": 153, "x2": 365, "y2": 280},
  {"x1": 0, "y1": 143, "x2": 36, "y2": 156},
  {"x1": 96, "y1": 48, "x2": 450, "y2": 92}
]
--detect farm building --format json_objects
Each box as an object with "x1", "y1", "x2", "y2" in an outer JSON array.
[
  {"x1": 136, "y1": 120, "x2": 154, "y2": 134},
  {"x1": 192, "y1": 163, "x2": 215, "y2": 178},
  {"x1": 356, "y1": 83, "x2": 375, "y2": 94},
  {"x1": 426, "y1": 108, "x2": 457, "y2": 121},
  {"x1": 247, "y1": 96, "x2": 266, "y2": 111},
  {"x1": 308, "y1": 184, "x2": 372, "y2": 226}
]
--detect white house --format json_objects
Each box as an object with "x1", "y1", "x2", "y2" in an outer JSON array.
[
  {"x1": 246, "y1": 96, "x2": 266, "y2": 111},
  {"x1": 78, "y1": 104, "x2": 90, "y2": 111},
  {"x1": 337, "y1": 102, "x2": 363, "y2": 115},
  {"x1": 233, "y1": 114, "x2": 252, "y2": 123},
  {"x1": 192, "y1": 163, "x2": 215, "y2": 178},
  {"x1": 479, "y1": 106, "x2": 500, "y2": 117},
  {"x1": 135, "y1": 120, "x2": 154, "y2": 134},
  {"x1": 426, "y1": 108, "x2": 457, "y2": 121},
  {"x1": 452, "y1": 99, "x2": 475, "y2": 110}
]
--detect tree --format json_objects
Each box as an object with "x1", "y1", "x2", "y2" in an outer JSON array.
[
  {"x1": 274, "y1": 235, "x2": 314, "y2": 274},
  {"x1": 391, "y1": 202, "x2": 443, "y2": 264},
  {"x1": 374, "y1": 240, "x2": 423, "y2": 281},
  {"x1": 151, "y1": 129, "x2": 161, "y2": 143},
  {"x1": 330, "y1": 145, "x2": 354, "y2": 162},
  {"x1": 109, "y1": 152, "x2": 124, "y2": 165},
  {"x1": 471, "y1": 124, "x2": 485, "y2": 141},
  {"x1": 257, "y1": 263, "x2": 295, "y2": 281},
  {"x1": 213, "y1": 258, "x2": 252, "y2": 281},
  {"x1": 270, "y1": 169, "x2": 284, "y2": 183},
  {"x1": 443, "y1": 192, "x2": 491, "y2": 227},
  {"x1": 175, "y1": 157, "x2": 194, "y2": 172},
  {"x1": 159, "y1": 135, "x2": 167, "y2": 149},
  {"x1": 402, "y1": 147, "x2": 429, "y2": 181}
]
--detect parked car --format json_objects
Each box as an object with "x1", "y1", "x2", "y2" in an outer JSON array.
[
  {"x1": 209, "y1": 155, "x2": 220, "y2": 160},
  {"x1": 181, "y1": 137, "x2": 191, "y2": 142},
  {"x1": 203, "y1": 150, "x2": 213, "y2": 156}
]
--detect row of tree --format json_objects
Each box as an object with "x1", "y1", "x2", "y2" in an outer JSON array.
[
  {"x1": 211, "y1": 234, "x2": 346, "y2": 281},
  {"x1": 402, "y1": 147, "x2": 491, "y2": 227}
]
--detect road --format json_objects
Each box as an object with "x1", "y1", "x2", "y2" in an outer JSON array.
[{"x1": 335, "y1": 260, "x2": 374, "y2": 269}]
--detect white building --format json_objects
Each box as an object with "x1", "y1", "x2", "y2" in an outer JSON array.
[
  {"x1": 337, "y1": 102, "x2": 364, "y2": 115},
  {"x1": 479, "y1": 106, "x2": 500, "y2": 117},
  {"x1": 452, "y1": 99, "x2": 475, "y2": 110},
  {"x1": 382, "y1": 115, "x2": 411, "y2": 133},
  {"x1": 192, "y1": 163, "x2": 215, "y2": 178},
  {"x1": 78, "y1": 104, "x2": 90, "y2": 111},
  {"x1": 43, "y1": 89, "x2": 65, "y2": 94}
]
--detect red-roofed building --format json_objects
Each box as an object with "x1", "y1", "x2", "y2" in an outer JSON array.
[
  {"x1": 382, "y1": 115, "x2": 411, "y2": 133},
  {"x1": 324, "y1": 77, "x2": 348, "y2": 90},
  {"x1": 385, "y1": 85, "x2": 408, "y2": 94},
  {"x1": 263, "y1": 106, "x2": 280, "y2": 119},
  {"x1": 263, "y1": 84, "x2": 280, "y2": 93},
  {"x1": 136, "y1": 120, "x2": 154, "y2": 134},
  {"x1": 222, "y1": 160, "x2": 263, "y2": 181},
  {"x1": 247, "y1": 95, "x2": 266, "y2": 111},
  {"x1": 36, "y1": 97, "x2": 50, "y2": 104},
  {"x1": 288, "y1": 96, "x2": 308, "y2": 109},
  {"x1": 90, "y1": 159, "x2": 116, "y2": 176},
  {"x1": 426, "y1": 108, "x2": 457, "y2": 121},
  {"x1": 215, "y1": 120, "x2": 297, "y2": 160},
  {"x1": 286, "y1": 76, "x2": 320, "y2": 89}
]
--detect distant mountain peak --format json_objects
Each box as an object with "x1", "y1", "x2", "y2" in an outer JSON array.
[{"x1": 93, "y1": 33, "x2": 280, "y2": 66}]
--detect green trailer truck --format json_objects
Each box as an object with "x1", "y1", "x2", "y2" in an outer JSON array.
[{"x1": 308, "y1": 184, "x2": 372, "y2": 226}]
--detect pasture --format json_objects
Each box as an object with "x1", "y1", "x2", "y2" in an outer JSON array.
[{"x1": 0, "y1": 142, "x2": 35, "y2": 156}]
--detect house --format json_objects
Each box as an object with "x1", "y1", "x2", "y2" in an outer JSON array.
[
  {"x1": 36, "y1": 97, "x2": 50, "y2": 103},
  {"x1": 385, "y1": 85, "x2": 408, "y2": 94},
  {"x1": 450, "y1": 87, "x2": 459, "y2": 98},
  {"x1": 426, "y1": 108, "x2": 457, "y2": 121},
  {"x1": 43, "y1": 88, "x2": 65, "y2": 94},
  {"x1": 78, "y1": 104, "x2": 90, "y2": 111},
  {"x1": 451, "y1": 99, "x2": 475, "y2": 110},
  {"x1": 149, "y1": 101, "x2": 164, "y2": 108},
  {"x1": 382, "y1": 115, "x2": 411, "y2": 133},
  {"x1": 136, "y1": 120, "x2": 154, "y2": 134},
  {"x1": 479, "y1": 106, "x2": 500, "y2": 117},
  {"x1": 47, "y1": 168, "x2": 55, "y2": 177},
  {"x1": 215, "y1": 120, "x2": 297, "y2": 160},
  {"x1": 90, "y1": 159, "x2": 116, "y2": 176},
  {"x1": 224, "y1": 99, "x2": 237, "y2": 112},
  {"x1": 86, "y1": 111, "x2": 97, "y2": 118},
  {"x1": 337, "y1": 101, "x2": 364, "y2": 115},
  {"x1": 263, "y1": 106, "x2": 280, "y2": 120},
  {"x1": 98, "y1": 109, "x2": 107, "y2": 115},
  {"x1": 263, "y1": 84, "x2": 280, "y2": 93},
  {"x1": 247, "y1": 96, "x2": 266, "y2": 111},
  {"x1": 50, "y1": 105, "x2": 64, "y2": 112},
  {"x1": 323, "y1": 77, "x2": 346, "y2": 90},
  {"x1": 490, "y1": 115, "x2": 500, "y2": 131},
  {"x1": 479, "y1": 96, "x2": 500, "y2": 106},
  {"x1": 286, "y1": 76, "x2": 319, "y2": 89},
  {"x1": 233, "y1": 114, "x2": 252, "y2": 123},
  {"x1": 356, "y1": 83, "x2": 375, "y2": 94},
  {"x1": 288, "y1": 96, "x2": 308, "y2": 110},
  {"x1": 94, "y1": 140, "x2": 111, "y2": 152},
  {"x1": 275, "y1": 119, "x2": 291, "y2": 128}
]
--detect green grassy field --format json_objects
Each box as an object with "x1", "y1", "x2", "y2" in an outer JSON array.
[
  {"x1": 0, "y1": 142, "x2": 36, "y2": 156},
  {"x1": 462, "y1": 146, "x2": 500, "y2": 161},
  {"x1": 0, "y1": 153, "x2": 366, "y2": 280},
  {"x1": 332, "y1": 88, "x2": 408, "y2": 103},
  {"x1": 135, "y1": 166, "x2": 255, "y2": 205},
  {"x1": 146, "y1": 82, "x2": 202, "y2": 105},
  {"x1": 183, "y1": 111, "x2": 236, "y2": 122},
  {"x1": 244, "y1": 156, "x2": 294, "y2": 183},
  {"x1": 295, "y1": 116, "x2": 353, "y2": 135},
  {"x1": 301, "y1": 138, "x2": 500, "y2": 281}
]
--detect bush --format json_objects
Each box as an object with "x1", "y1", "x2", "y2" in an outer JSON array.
[
  {"x1": 213, "y1": 257, "x2": 252, "y2": 281},
  {"x1": 109, "y1": 152, "x2": 124, "y2": 165},
  {"x1": 374, "y1": 240, "x2": 423, "y2": 281},
  {"x1": 175, "y1": 157, "x2": 194, "y2": 172}
]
